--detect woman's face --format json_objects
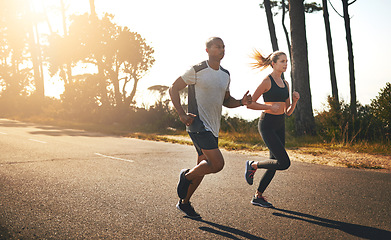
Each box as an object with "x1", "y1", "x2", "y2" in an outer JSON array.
[{"x1": 272, "y1": 54, "x2": 288, "y2": 72}]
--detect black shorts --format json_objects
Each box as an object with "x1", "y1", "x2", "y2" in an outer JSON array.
[{"x1": 188, "y1": 131, "x2": 219, "y2": 156}]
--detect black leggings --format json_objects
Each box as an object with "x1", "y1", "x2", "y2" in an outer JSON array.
[{"x1": 257, "y1": 112, "x2": 290, "y2": 193}]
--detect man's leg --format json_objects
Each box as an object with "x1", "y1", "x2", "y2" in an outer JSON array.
[
  {"x1": 182, "y1": 154, "x2": 206, "y2": 203},
  {"x1": 185, "y1": 148, "x2": 225, "y2": 181}
]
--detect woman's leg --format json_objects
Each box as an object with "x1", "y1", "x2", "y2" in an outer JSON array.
[
  {"x1": 257, "y1": 169, "x2": 276, "y2": 193},
  {"x1": 256, "y1": 114, "x2": 290, "y2": 193}
]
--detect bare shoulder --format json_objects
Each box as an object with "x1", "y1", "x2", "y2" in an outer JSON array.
[
  {"x1": 253, "y1": 76, "x2": 272, "y2": 97},
  {"x1": 260, "y1": 76, "x2": 272, "y2": 90},
  {"x1": 284, "y1": 79, "x2": 290, "y2": 87}
]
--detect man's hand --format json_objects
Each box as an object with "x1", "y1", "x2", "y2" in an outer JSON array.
[
  {"x1": 241, "y1": 90, "x2": 252, "y2": 106},
  {"x1": 179, "y1": 113, "x2": 196, "y2": 126}
]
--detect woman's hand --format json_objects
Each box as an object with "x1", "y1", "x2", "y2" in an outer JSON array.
[
  {"x1": 292, "y1": 91, "x2": 300, "y2": 102},
  {"x1": 270, "y1": 103, "x2": 280, "y2": 113}
]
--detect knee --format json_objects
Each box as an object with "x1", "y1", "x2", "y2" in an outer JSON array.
[
  {"x1": 197, "y1": 155, "x2": 207, "y2": 164},
  {"x1": 211, "y1": 161, "x2": 224, "y2": 173},
  {"x1": 279, "y1": 160, "x2": 290, "y2": 170}
]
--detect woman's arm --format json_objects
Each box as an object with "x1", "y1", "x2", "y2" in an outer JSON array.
[
  {"x1": 284, "y1": 81, "x2": 300, "y2": 116},
  {"x1": 246, "y1": 77, "x2": 278, "y2": 111}
]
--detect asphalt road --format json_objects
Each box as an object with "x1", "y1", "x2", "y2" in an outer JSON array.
[{"x1": 0, "y1": 118, "x2": 390, "y2": 240}]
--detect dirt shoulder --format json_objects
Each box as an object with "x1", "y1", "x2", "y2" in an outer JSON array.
[
  {"x1": 250, "y1": 148, "x2": 390, "y2": 172},
  {"x1": 158, "y1": 135, "x2": 391, "y2": 172}
]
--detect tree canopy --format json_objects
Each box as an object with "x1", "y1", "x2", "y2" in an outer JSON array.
[{"x1": 45, "y1": 13, "x2": 155, "y2": 110}]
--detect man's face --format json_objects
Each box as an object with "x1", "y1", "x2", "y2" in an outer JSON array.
[{"x1": 207, "y1": 39, "x2": 225, "y2": 60}]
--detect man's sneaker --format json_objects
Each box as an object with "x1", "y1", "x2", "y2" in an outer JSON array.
[
  {"x1": 251, "y1": 195, "x2": 273, "y2": 208},
  {"x1": 176, "y1": 200, "x2": 201, "y2": 219},
  {"x1": 177, "y1": 169, "x2": 191, "y2": 199},
  {"x1": 245, "y1": 160, "x2": 256, "y2": 185}
]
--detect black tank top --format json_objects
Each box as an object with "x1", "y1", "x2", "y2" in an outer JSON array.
[{"x1": 263, "y1": 75, "x2": 289, "y2": 102}]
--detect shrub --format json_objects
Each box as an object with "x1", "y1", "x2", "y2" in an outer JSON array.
[
  {"x1": 316, "y1": 82, "x2": 391, "y2": 144},
  {"x1": 370, "y1": 82, "x2": 391, "y2": 141}
]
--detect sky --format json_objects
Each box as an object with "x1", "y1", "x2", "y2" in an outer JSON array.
[{"x1": 40, "y1": 0, "x2": 391, "y2": 121}]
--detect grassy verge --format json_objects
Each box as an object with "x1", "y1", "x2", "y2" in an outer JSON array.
[{"x1": 5, "y1": 115, "x2": 390, "y2": 170}]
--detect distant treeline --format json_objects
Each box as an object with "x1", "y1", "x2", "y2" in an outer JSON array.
[{"x1": 1, "y1": 82, "x2": 389, "y2": 144}]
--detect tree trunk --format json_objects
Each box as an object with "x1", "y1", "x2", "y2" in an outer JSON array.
[
  {"x1": 322, "y1": 0, "x2": 339, "y2": 103},
  {"x1": 89, "y1": 0, "x2": 96, "y2": 17},
  {"x1": 342, "y1": 0, "x2": 357, "y2": 117},
  {"x1": 281, "y1": 0, "x2": 291, "y2": 58},
  {"x1": 110, "y1": 66, "x2": 123, "y2": 108},
  {"x1": 281, "y1": 0, "x2": 292, "y2": 86},
  {"x1": 289, "y1": 0, "x2": 315, "y2": 135},
  {"x1": 126, "y1": 70, "x2": 139, "y2": 107},
  {"x1": 27, "y1": 0, "x2": 44, "y2": 100},
  {"x1": 263, "y1": 0, "x2": 279, "y2": 51},
  {"x1": 60, "y1": 0, "x2": 72, "y2": 85}
]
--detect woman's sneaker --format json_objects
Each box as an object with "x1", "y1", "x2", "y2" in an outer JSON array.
[
  {"x1": 176, "y1": 200, "x2": 201, "y2": 219},
  {"x1": 251, "y1": 195, "x2": 273, "y2": 208},
  {"x1": 245, "y1": 161, "x2": 256, "y2": 185}
]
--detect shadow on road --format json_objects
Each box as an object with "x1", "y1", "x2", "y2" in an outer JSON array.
[
  {"x1": 190, "y1": 218, "x2": 265, "y2": 240},
  {"x1": 0, "y1": 118, "x2": 108, "y2": 137},
  {"x1": 29, "y1": 129, "x2": 105, "y2": 137},
  {"x1": 273, "y1": 207, "x2": 391, "y2": 239},
  {"x1": 0, "y1": 119, "x2": 34, "y2": 128}
]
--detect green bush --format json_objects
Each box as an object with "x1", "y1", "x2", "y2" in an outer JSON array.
[
  {"x1": 220, "y1": 114, "x2": 258, "y2": 133},
  {"x1": 370, "y1": 82, "x2": 391, "y2": 140},
  {"x1": 315, "y1": 82, "x2": 390, "y2": 143}
]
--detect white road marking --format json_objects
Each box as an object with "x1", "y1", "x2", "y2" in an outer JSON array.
[
  {"x1": 28, "y1": 139, "x2": 47, "y2": 144},
  {"x1": 94, "y1": 153, "x2": 134, "y2": 163}
]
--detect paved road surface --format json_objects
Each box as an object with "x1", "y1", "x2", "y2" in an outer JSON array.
[{"x1": 0, "y1": 118, "x2": 390, "y2": 239}]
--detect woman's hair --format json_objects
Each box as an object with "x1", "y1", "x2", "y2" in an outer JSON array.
[{"x1": 251, "y1": 50, "x2": 286, "y2": 71}]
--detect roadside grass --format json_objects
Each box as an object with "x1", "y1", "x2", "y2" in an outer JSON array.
[{"x1": 5, "y1": 115, "x2": 390, "y2": 170}]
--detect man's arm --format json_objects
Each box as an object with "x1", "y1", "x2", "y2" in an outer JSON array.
[
  {"x1": 169, "y1": 77, "x2": 196, "y2": 126},
  {"x1": 223, "y1": 90, "x2": 252, "y2": 108}
]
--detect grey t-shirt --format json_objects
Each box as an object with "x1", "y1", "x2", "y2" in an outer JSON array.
[{"x1": 181, "y1": 61, "x2": 230, "y2": 137}]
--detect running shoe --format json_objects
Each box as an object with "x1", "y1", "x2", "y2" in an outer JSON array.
[
  {"x1": 176, "y1": 200, "x2": 201, "y2": 218},
  {"x1": 251, "y1": 195, "x2": 273, "y2": 208},
  {"x1": 245, "y1": 160, "x2": 256, "y2": 185},
  {"x1": 177, "y1": 169, "x2": 191, "y2": 199}
]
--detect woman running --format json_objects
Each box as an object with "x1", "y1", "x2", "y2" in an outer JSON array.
[{"x1": 245, "y1": 50, "x2": 300, "y2": 208}]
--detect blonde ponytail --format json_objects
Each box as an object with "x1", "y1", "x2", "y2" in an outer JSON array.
[{"x1": 251, "y1": 50, "x2": 286, "y2": 71}]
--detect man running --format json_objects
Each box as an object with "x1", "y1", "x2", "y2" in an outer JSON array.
[{"x1": 169, "y1": 37, "x2": 252, "y2": 218}]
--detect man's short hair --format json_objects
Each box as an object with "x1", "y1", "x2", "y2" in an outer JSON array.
[{"x1": 206, "y1": 37, "x2": 223, "y2": 49}]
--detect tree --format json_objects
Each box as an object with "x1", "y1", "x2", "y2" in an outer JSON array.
[
  {"x1": 46, "y1": 13, "x2": 155, "y2": 109},
  {"x1": 260, "y1": 1, "x2": 322, "y2": 57},
  {"x1": 27, "y1": 0, "x2": 44, "y2": 100},
  {"x1": 289, "y1": 0, "x2": 315, "y2": 135},
  {"x1": 260, "y1": 0, "x2": 321, "y2": 89},
  {"x1": 322, "y1": 0, "x2": 339, "y2": 104},
  {"x1": 371, "y1": 82, "x2": 391, "y2": 140},
  {"x1": 148, "y1": 85, "x2": 169, "y2": 105},
  {"x1": 89, "y1": 0, "x2": 96, "y2": 17},
  {"x1": 60, "y1": 0, "x2": 73, "y2": 85},
  {"x1": 342, "y1": 0, "x2": 357, "y2": 118},
  {"x1": 262, "y1": 0, "x2": 280, "y2": 51},
  {"x1": 281, "y1": 0, "x2": 291, "y2": 58},
  {"x1": 0, "y1": 0, "x2": 33, "y2": 99},
  {"x1": 327, "y1": 0, "x2": 357, "y2": 117}
]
